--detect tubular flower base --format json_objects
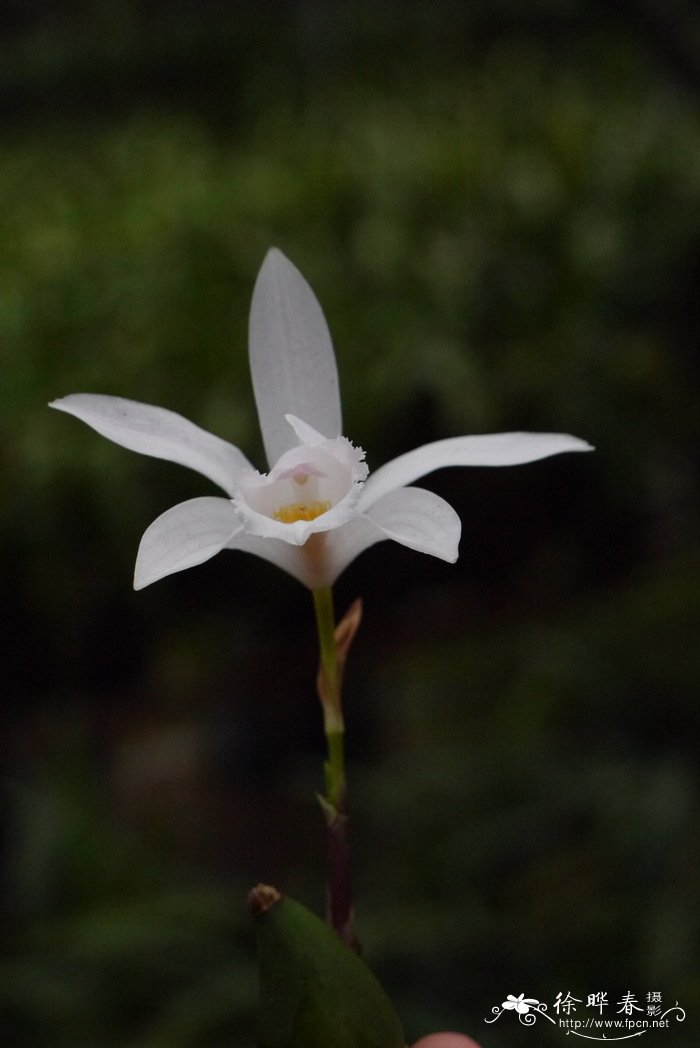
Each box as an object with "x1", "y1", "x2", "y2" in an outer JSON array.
[{"x1": 51, "y1": 248, "x2": 592, "y2": 590}]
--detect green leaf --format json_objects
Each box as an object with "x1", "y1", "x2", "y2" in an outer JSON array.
[{"x1": 250, "y1": 885, "x2": 405, "y2": 1048}]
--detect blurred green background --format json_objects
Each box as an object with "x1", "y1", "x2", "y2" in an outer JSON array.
[{"x1": 1, "y1": 2, "x2": 699, "y2": 1045}]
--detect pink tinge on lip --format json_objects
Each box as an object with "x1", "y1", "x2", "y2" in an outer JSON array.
[{"x1": 276, "y1": 462, "x2": 327, "y2": 482}]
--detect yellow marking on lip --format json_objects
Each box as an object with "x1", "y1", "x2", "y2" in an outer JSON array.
[{"x1": 273, "y1": 500, "x2": 332, "y2": 524}]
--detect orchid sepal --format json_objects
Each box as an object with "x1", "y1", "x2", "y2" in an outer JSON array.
[
  {"x1": 360, "y1": 431, "x2": 593, "y2": 510},
  {"x1": 249, "y1": 248, "x2": 342, "y2": 468},
  {"x1": 50, "y1": 393, "x2": 251, "y2": 496}
]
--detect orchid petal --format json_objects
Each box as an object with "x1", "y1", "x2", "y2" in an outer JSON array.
[
  {"x1": 318, "y1": 517, "x2": 386, "y2": 585},
  {"x1": 285, "y1": 413, "x2": 328, "y2": 446},
  {"x1": 135, "y1": 495, "x2": 332, "y2": 591},
  {"x1": 134, "y1": 497, "x2": 241, "y2": 589},
  {"x1": 50, "y1": 394, "x2": 251, "y2": 497},
  {"x1": 360, "y1": 432, "x2": 593, "y2": 509},
  {"x1": 323, "y1": 486, "x2": 461, "y2": 583},
  {"x1": 249, "y1": 249, "x2": 342, "y2": 467},
  {"x1": 225, "y1": 531, "x2": 319, "y2": 588},
  {"x1": 365, "y1": 486, "x2": 461, "y2": 561}
]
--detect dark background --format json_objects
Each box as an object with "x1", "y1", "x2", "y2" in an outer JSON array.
[{"x1": 1, "y1": 2, "x2": 699, "y2": 1045}]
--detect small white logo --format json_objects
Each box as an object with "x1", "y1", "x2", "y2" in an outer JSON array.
[{"x1": 502, "y1": 993, "x2": 541, "y2": 1015}]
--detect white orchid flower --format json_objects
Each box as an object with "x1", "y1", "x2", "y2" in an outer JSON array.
[{"x1": 50, "y1": 248, "x2": 591, "y2": 592}]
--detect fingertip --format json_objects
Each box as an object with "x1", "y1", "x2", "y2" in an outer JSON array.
[{"x1": 411, "y1": 1035, "x2": 483, "y2": 1048}]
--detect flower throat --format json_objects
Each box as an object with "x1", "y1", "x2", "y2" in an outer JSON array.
[{"x1": 274, "y1": 500, "x2": 332, "y2": 524}]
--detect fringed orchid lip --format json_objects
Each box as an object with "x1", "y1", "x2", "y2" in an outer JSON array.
[
  {"x1": 50, "y1": 248, "x2": 593, "y2": 590},
  {"x1": 232, "y1": 420, "x2": 368, "y2": 546}
]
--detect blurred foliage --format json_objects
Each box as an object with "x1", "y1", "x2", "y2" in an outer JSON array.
[{"x1": 1, "y1": 1, "x2": 699, "y2": 1045}]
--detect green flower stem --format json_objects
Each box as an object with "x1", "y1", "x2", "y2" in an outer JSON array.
[{"x1": 312, "y1": 586, "x2": 357, "y2": 950}]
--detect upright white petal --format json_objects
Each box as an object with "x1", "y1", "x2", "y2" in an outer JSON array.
[
  {"x1": 323, "y1": 486, "x2": 461, "y2": 584},
  {"x1": 285, "y1": 413, "x2": 328, "y2": 446},
  {"x1": 248, "y1": 249, "x2": 342, "y2": 467},
  {"x1": 134, "y1": 497, "x2": 241, "y2": 589},
  {"x1": 360, "y1": 432, "x2": 593, "y2": 510},
  {"x1": 51, "y1": 394, "x2": 252, "y2": 497}
]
